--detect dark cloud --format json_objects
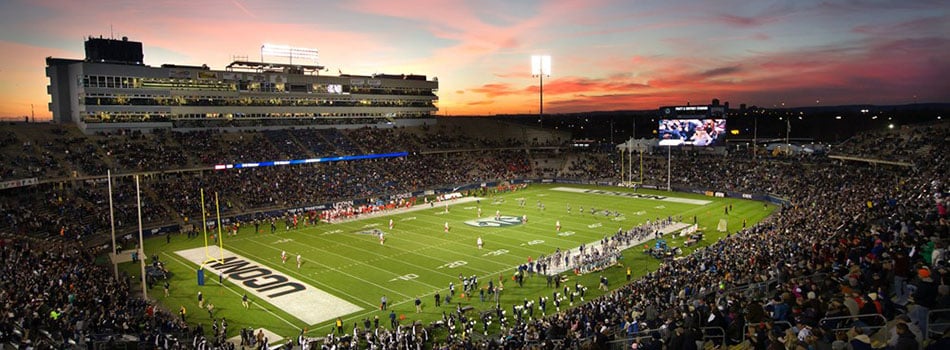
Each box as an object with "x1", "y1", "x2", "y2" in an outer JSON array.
[{"x1": 698, "y1": 65, "x2": 742, "y2": 78}]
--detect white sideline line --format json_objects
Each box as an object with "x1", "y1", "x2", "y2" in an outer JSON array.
[{"x1": 325, "y1": 197, "x2": 483, "y2": 224}]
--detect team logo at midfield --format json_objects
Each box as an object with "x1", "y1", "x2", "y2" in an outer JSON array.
[
  {"x1": 357, "y1": 228, "x2": 385, "y2": 235},
  {"x1": 464, "y1": 216, "x2": 523, "y2": 227}
]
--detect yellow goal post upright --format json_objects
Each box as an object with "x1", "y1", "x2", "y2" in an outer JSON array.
[
  {"x1": 200, "y1": 188, "x2": 226, "y2": 268},
  {"x1": 618, "y1": 138, "x2": 648, "y2": 187}
]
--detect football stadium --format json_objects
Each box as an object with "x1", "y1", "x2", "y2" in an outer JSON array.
[{"x1": 2, "y1": 7, "x2": 950, "y2": 350}]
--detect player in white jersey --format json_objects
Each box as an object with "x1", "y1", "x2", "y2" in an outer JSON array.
[
  {"x1": 389, "y1": 218, "x2": 394, "y2": 230},
  {"x1": 477, "y1": 236, "x2": 483, "y2": 249},
  {"x1": 296, "y1": 254, "x2": 302, "y2": 269},
  {"x1": 281, "y1": 250, "x2": 287, "y2": 264},
  {"x1": 444, "y1": 221, "x2": 450, "y2": 233},
  {"x1": 556, "y1": 220, "x2": 561, "y2": 232}
]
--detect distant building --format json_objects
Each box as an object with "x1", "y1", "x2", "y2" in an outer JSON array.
[{"x1": 46, "y1": 37, "x2": 439, "y2": 133}]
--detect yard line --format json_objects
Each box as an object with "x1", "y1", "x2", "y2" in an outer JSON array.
[
  {"x1": 388, "y1": 227, "x2": 521, "y2": 267},
  {"x1": 409, "y1": 215, "x2": 573, "y2": 248},
  {"x1": 229, "y1": 243, "x2": 410, "y2": 301},
  {"x1": 285, "y1": 232, "x2": 490, "y2": 281},
  {"x1": 308, "y1": 235, "x2": 504, "y2": 275},
  {"x1": 162, "y1": 252, "x2": 302, "y2": 329},
  {"x1": 399, "y1": 214, "x2": 595, "y2": 259},
  {"x1": 303, "y1": 252, "x2": 556, "y2": 336},
  {"x1": 217, "y1": 224, "x2": 502, "y2": 281},
  {"x1": 300, "y1": 228, "x2": 498, "y2": 275}
]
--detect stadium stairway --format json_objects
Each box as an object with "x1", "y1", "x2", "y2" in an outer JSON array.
[
  {"x1": 286, "y1": 130, "x2": 320, "y2": 159},
  {"x1": 288, "y1": 128, "x2": 332, "y2": 157},
  {"x1": 557, "y1": 153, "x2": 581, "y2": 177},
  {"x1": 316, "y1": 128, "x2": 361, "y2": 155},
  {"x1": 263, "y1": 129, "x2": 311, "y2": 159}
]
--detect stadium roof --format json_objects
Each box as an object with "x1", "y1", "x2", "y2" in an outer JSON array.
[{"x1": 225, "y1": 60, "x2": 326, "y2": 74}]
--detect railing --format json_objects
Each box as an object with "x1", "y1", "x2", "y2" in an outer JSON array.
[
  {"x1": 819, "y1": 313, "x2": 889, "y2": 334},
  {"x1": 723, "y1": 278, "x2": 778, "y2": 298},
  {"x1": 605, "y1": 327, "x2": 662, "y2": 350},
  {"x1": 740, "y1": 320, "x2": 792, "y2": 345},
  {"x1": 928, "y1": 308, "x2": 950, "y2": 338},
  {"x1": 607, "y1": 325, "x2": 738, "y2": 349},
  {"x1": 819, "y1": 313, "x2": 889, "y2": 331},
  {"x1": 700, "y1": 326, "x2": 726, "y2": 345}
]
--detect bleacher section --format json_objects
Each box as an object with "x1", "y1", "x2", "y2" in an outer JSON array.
[
  {"x1": 0, "y1": 120, "x2": 947, "y2": 349},
  {"x1": 315, "y1": 128, "x2": 361, "y2": 155}
]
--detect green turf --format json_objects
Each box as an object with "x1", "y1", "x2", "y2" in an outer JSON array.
[{"x1": 120, "y1": 183, "x2": 776, "y2": 341}]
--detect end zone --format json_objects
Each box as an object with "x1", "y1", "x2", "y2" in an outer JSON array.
[
  {"x1": 551, "y1": 187, "x2": 712, "y2": 205},
  {"x1": 176, "y1": 246, "x2": 361, "y2": 325}
]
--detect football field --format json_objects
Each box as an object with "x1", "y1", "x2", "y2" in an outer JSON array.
[{"x1": 129, "y1": 184, "x2": 776, "y2": 341}]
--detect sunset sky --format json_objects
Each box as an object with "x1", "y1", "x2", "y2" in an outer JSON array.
[{"x1": 0, "y1": 0, "x2": 947, "y2": 120}]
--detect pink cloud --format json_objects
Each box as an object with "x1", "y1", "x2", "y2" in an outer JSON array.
[
  {"x1": 715, "y1": 14, "x2": 770, "y2": 27},
  {"x1": 3, "y1": 0, "x2": 947, "y2": 118},
  {"x1": 452, "y1": 32, "x2": 949, "y2": 114},
  {"x1": 525, "y1": 77, "x2": 651, "y2": 96},
  {"x1": 469, "y1": 83, "x2": 518, "y2": 98}
]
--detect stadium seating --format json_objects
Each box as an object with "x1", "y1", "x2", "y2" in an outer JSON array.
[{"x1": 0, "y1": 120, "x2": 946, "y2": 349}]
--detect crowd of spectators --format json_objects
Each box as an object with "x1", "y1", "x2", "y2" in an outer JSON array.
[
  {"x1": 0, "y1": 141, "x2": 63, "y2": 182},
  {"x1": 830, "y1": 123, "x2": 948, "y2": 165},
  {"x1": 0, "y1": 120, "x2": 947, "y2": 349},
  {"x1": 0, "y1": 237, "x2": 189, "y2": 348},
  {"x1": 561, "y1": 151, "x2": 618, "y2": 181},
  {"x1": 425, "y1": 123, "x2": 948, "y2": 350},
  {"x1": 1, "y1": 174, "x2": 169, "y2": 242}
]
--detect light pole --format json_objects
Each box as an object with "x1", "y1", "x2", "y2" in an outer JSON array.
[
  {"x1": 785, "y1": 117, "x2": 791, "y2": 150},
  {"x1": 752, "y1": 113, "x2": 759, "y2": 159},
  {"x1": 531, "y1": 55, "x2": 551, "y2": 128},
  {"x1": 619, "y1": 147, "x2": 625, "y2": 184},
  {"x1": 667, "y1": 145, "x2": 672, "y2": 191},
  {"x1": 108, "y1": 170, "x2": 117, "y2": 280},
  {"x1": 135, "y1": 175, "x2": 147, "y2": 298},
  {"x1": 261, "y1": 44, "x2": 320, "y2": 65}
]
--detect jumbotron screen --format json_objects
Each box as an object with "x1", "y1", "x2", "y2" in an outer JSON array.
[{"x1": 658, "y1": 119, "x2": 727, "y2": 146}]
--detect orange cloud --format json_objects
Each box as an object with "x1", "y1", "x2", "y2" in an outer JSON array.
[
  {"x1": 469, "y1": 83, "x2": 518, "y2": 98},
  {"x1": 0, "y1": 40, "x2": 73, "y2": 119}
]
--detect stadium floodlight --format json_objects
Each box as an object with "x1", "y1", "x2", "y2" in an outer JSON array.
[
  {"x1": 531, "y1": 55, "x2": 551, "y2": 76},
  {"x1": 531, "y1": 55, "x2": 551, "y2": 128},
  {"x1": 261, "y1": 44, "x2": 319, "y2": 64}
]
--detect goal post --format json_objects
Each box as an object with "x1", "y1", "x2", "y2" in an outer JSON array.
[
  {"x1": 200, "y1": 189, "x2": 225, "y2": 267},
  {"x1": 619, "y1": 144, "x2": 646, "y2": 187}
]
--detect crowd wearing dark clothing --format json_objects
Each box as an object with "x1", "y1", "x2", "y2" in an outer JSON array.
[
  {"x1": 0, "y1": 121, "x2": 946, "y2": 349},
  {"x1": 0, "y1": 237, "x2": 188, "y2": 348}
]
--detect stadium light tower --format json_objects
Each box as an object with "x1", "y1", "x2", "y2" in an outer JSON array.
[
  {"x1": 261, "y1": 44, "x2": 319, "y2": 65},
  {"x1": 753, "y1": 115, "x2": 758, "y2": 158},
  {"x1": 531, "y1": 55, "x2": 551, "y2": 128}
]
